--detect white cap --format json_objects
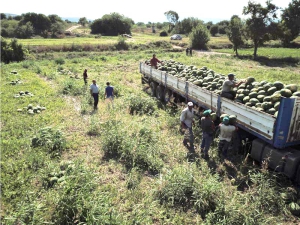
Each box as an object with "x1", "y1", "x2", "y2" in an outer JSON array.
[{"x1": 187, "y1": 102, "x2": 193, "y2": 106}]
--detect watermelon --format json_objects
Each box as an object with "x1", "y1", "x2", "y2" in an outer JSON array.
[
  {"x1": 243, "y1": 96, "x2": 250, "y2": 103},
  {"x1": 274, "y1": 102, "x2": 280, "y2": 111},
  {"x1": 280, "y1": 89, "x2": 292, "y2": 98},
  {"x1": 249, "y1": 98, "x2": 259, "y2": 106},
  {"x1": 267, "y1": 87, "x2": 277, "y2": 95},
  {"x1": 285, "y1": 84, "x2": 298, "y2": 93},
  {"x1": 249, "y1": 92, "x2": 258, "y2": 99},
  {"x1": 273, "y1": 81, "x2": 284, "y2": 90},
  {"x1": 266, "y1": 108, "x2": 276, "y2": 115},
  {"x1": 229, "y1": 115, "x2": 237, "y2": 125},
  {"x1": 292, "y1": 91, "x2": 300, "y2": 97}
]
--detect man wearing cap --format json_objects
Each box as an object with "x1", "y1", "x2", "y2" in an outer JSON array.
[
  {"x1": 200, "y1": 109, "x2": 215, "y2": 158},
  {"x1": 90, "y1": 79, "x2": 100, "y2": 110},
  {"x1": 218, "y1": 116, "x2": 237, "y2": 159},
  {"x1": 221, "y1": 74, "x2": 246, "y2": 100},
  {"x1": 180, "y1": 102, "x2": 196, "y2": 150}
]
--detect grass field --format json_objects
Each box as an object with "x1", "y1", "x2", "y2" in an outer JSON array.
[{"x1": 1, "y1": 33, "x2": 300, "y2": 224}]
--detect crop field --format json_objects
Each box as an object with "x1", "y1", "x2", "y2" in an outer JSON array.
[{"x1": 1, "y1": 35, "x2": 300, "y2": 224}]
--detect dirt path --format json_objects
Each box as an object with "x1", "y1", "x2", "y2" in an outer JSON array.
[
  {"x1": 65, "y1": 25, "x2": 82, "y2": 33},
  {"x1": 172, "y1": 45, "x2": 231, "y2": 57}
]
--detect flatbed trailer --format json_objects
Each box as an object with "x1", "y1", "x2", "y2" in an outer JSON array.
[{"x1": 140, "y1": 62, "x2": 300, "y2": 183}]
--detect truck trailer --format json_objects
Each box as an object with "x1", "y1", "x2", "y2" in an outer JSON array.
[{"x1": 140, "y1": 62, "x2": 300, "y2": 183}]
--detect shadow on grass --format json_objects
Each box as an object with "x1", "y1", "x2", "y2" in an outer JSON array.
[{"x1": 235, "y1": 55, "x2": 299, "y2": 67}]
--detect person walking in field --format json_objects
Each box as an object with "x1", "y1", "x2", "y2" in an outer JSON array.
[
  {"x1": 180, "y1": 102, "x2": 196, "y2": 150},
  {"x1": 90, "y1": 79, "x2": 99, "y2": 110},
  {"x1": 200, "y1": 109, "x2": 215, "y2": 158},
  {"x1": 218, "y1": 116, "x2": 238, "y2": 159},
  {"x1": 189, "y1": 48, "x2": 192, "y2": 56},
  {"x1": 150, "y1": 54, "x2": 162, "y2": 69},
  {"x1": 221, "y1": 73, "x2": 246, "y2": 100},
  {"x1": 186, "y1": 48, "x2": 189, "y2": 56},
  {"x1": 104, "y1": 82, "x2": 114, "y2": 108},
  {"x1": 83, "y1": 69, "x2": 88, "y2": 85}
]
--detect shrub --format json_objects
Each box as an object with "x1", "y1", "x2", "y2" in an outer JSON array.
[
  {"x1": 54, "y1": 58, "x2": 65, "y2": 65},
  {"x1": 160, "y1": 31, "x2": 168, "y2": 37},
  {"x1": 126, "y1": 94, "x2": 156, "y2": 115},
  {"x1": 189, "y1": 24, "x2": 210, "y2": 50},
  {"x1": 31, "y1": 127, "x2": 66, "y2": 155},
  {"x1": 62, "y1": 79, "x2": 83, "y2": 96},
  {"x1": 1, "y1": 38, "x2": 27, "y2": 63},
  {"x1": 156, "y1": 165, "x2": 223, "y2": 215}
]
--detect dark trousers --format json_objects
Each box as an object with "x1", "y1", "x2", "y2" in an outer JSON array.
[
  {"x1": 84, "y1": 78, "x2": 87, "y2": 85},
  {"x1": 200, "y1": 132, "x2": 213, "y2": 155},
  {"x1": 92, "y1": 93, "x2": 99, "y2": 109},
  {"x1": 218, "y1": 140, "x2": 231, "y2": 158},
  {"x1": 221, "y1": 91, "x2": 236, "y2": 100}
]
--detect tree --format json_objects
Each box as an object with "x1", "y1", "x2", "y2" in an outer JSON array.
[
  {"x1": 19, "y1": 13, "x2": 51, "y2": 35},
  {"x1": 189, "y1": 23, "x2": 210, "y2": 50},
  {"x1": 78, "y1": 17, "x2": 88, "y2": 27},
  {"x1": 243, "y1": 0, "x2": 279, "y2": 58},
  {"x1": 210, "y1": 25, "x2": 219, "y2": 36},
  {"x1": 90, "y1": 13, "x2": 133, "y2": 35},
  {"x1": 227, "y1": 15, "x2": 245, "y2": 56},
  {"x1": 174, "y1": 17, "x2": 203, "y2": 35},
  {"x1": 279, "y1": 0, "x2": 300, "y2": 45},
  {"x1": 1, "y1": 13, "x2": 6, "y2": 19},
  {"x1": 15, "y1": 22, "x2": 34, "y2": 38},
  {"x1": 164, "y1": 10, "x2": 179, "y2": 32}
]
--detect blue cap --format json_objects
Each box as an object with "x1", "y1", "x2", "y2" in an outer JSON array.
[{"x1": 223, "y1": 116, "x2": 230, "y2": 124}]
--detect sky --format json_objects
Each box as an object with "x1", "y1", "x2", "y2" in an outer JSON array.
[{"x1": 2, "y1": 0, "x2": 292, "y2": 23}]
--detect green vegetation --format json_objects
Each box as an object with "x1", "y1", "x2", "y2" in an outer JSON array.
[{"x1": 1, "y1": 32, "x2": 300, "y2": 224}]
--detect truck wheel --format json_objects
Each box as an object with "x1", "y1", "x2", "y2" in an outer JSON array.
[
  {"x1": 162, "y1": 88, "x2": 172, "y2": 103},
  {"x1": 150, "y1": 82, "x2": 157, "y2": 97},
  {"x1": 156, "y1": 85, "x2": 164, "y2": 100}
]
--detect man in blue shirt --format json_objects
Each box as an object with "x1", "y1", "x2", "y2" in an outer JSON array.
[{"x1": 104, "y1": 82, "x2": 114, "y2": 108}]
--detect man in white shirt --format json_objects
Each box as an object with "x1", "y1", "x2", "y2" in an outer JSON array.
[
  {"x1": 221, "y1": 74, "x2": 246, "y2": 100},
  {"x1": 180, "y1": 102, "x2": 196, "y2": 150},
  {"x1": 90, "y1": 80, "x2": 99, "y2": 110},
  {"x1": 218, "y1": 116, "x2": 237, "y2": 159}
]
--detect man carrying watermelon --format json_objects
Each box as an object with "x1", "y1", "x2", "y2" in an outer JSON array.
[
  {"x1": 221, "y1": 73, "x2": 246, "y2": 100},
  {"x1": 200, "y1": 109, "x2": 215, "y2": 159},
  {"x1": 218, "y1": 116, "x2": 238, "y2": 160},
  {"x1": 180, "y1": 102, "x2": 196, "y2": 151}
]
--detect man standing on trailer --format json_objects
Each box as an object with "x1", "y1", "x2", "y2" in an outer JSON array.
[
  {"x1": 150, "y1": 54, "x2": 162, "y2": 69},
  {"x1": 180, "y1": 102, "x2": 196, "y2": 150},
  {"x1": 221, "y1": 73, "x2": 246, "y2": 100},
  {"x1": 218, "y1": 116, "x2": 238, "y2": 159}
]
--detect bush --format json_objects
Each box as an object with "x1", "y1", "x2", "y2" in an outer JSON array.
[
  {"x1": 1, "y1": 38, "x2": 27, "y2": 63},
  {"x1": 160, "y1": 31, "x2": 168, "y2": 37},
  {"x1": 62, "y1": 79, "x2": 83, "y2": 96},
  {"x1": 189, "y1": 24, "x2": 210, "y2": 50},
  {"x1": 126, "y1": 94, "x2": 156, "y2": 115},
  {"x1": 55, "y1": 58, "x2": 65, "y2": 65},
  {"x1": 31, "y1": 127, "x2": 66, "y2": 155}
]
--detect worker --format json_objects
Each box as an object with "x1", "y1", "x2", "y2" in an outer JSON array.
[
  {"x1": 90, "y1": 79, "x2": 99, "y2": 110},
  {"x1": 104, "y1": 82, "x2": 114, "y2": 109},
  {"x1": 189, "y1": 48, "x2": 192, "y2": 56},
  {"x1": 150, "y1": 54, "x2": 162, "y2": 69},
  {"x1": 83, "y1": 69, "x2": 88, "y2": 85},
  {"x1": 218, "y1": 116, "x2": 238, "y2": 159},
  {"x1": 180, "y1": 102, "x2": 196, "y2": 150},
  {"x1": 221, "y1": 74, "x2": 246, "y2": 100},
  {"x1": 186, "y1": 48, "x2": 189, "y2": 56},
  {"x1": 200, "y1": 109, "x2": 215, "y2": 158}
]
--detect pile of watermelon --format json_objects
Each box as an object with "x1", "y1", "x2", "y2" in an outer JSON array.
[
  {"x1": 14, "y1": 90, "x2": 34, "y2": 98},
  {"x1": 17, "y1": 104, "x2": 46, "y2": 114},
  {"x1": 145, "y1": 59, "x2": 299, "y2": 117}
]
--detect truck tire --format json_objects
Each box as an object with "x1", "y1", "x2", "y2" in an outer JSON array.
[
  {"x1": 150, "y1": 82, "x2": 157, "y2": 97},
  {"x1": 156, "y1": 85, "x2": 164, "y2": 100}
]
